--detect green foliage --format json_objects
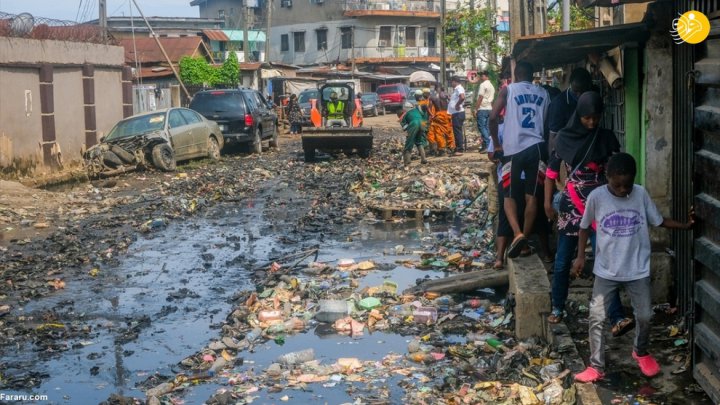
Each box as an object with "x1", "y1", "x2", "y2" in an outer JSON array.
[
  {"x1": 547, "y1": 4, "x2": 595, "y2": 32},
  {"x1": 444, "y1": 3, "x2": 507, "y2": 69},
  {"x1": 219, "y1": 51, "x2": 240, "y2": 86},
  {"x1": 179, "y1": 54, "x2": 240, "y2": 87}
]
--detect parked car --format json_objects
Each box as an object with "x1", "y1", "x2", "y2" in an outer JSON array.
[
  {"x1": 297, "y1": 88, "x2": 320, "y2": 126},
  {"x1": 376, "y1": 83, "x2": 410, "y2": 113},
  {"x1": 83, "y1": 108, "x2": 223, "y2": 179},
  {"x1": 189, "y1": 88, "x2": 278, "y2": 154},
  {"x1": 359, "y1": 92, "x2": 385, "y2": 116}
]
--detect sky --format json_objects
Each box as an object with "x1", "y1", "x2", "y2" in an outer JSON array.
[{"x1": 0, "y1": 0, "x2": 198, "y2": 22}]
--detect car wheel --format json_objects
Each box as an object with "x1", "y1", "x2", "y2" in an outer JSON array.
[
  {"x1": 269, "y1": 124, "x2": 279, "y2": 149},
  {"x1": 151, "y1": 143, "x2": 176, "y2": 171},
  {"x1": 207, "y1": 136, "x2": 221, "y2": 161},
  {"x1": 252, "y1": 128, "x2": 262, "y2": 154}
]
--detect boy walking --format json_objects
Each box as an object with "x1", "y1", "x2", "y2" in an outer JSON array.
[{"x1": 572, "y1": 153, "x2": 693, "y2": 382}]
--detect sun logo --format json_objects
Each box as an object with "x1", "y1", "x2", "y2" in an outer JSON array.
[{"x1": 671, "y1": 10, "x2": 710, "y2": 45}]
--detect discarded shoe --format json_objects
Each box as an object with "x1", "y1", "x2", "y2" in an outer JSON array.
[
  {"x1": 633, "y1": 351, "x2": 660, "y2": 377},
  {"x1": 575, "y1": 366, "x2": 604, "y2": 383},
  {"x1": 547, "y1": 308, "x2": 563, "y2": 324}
]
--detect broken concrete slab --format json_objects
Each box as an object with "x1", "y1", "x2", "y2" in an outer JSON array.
[{"x1": 508, "y1": 255, "x2": 551, "y2": 339}]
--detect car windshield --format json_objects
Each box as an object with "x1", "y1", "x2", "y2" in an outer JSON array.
[
  {"x1": 321, "y1": 87, "x2": 351, "y2": 102},
  {"x1": 361, "y1": 94, "x2": 376, "y2": 102},
  {"x1": 190, "y1": 92, "x2": 244, "y2": 113},
  {"x1": 298, "y1": 91, "x2": 319, "y2": 104},
  {"x1": 376, "y1": 86, "x2": 400, "y2": 95},
  {"x1": 105, "y1": 112, "x2": 166, "y2": 141}
]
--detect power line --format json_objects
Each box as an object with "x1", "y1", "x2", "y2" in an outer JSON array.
[{"x1": 75, "y1": 0, "x2": 84, "y2": 22}]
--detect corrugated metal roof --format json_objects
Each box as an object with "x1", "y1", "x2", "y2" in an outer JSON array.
[
  {"x1": 511, "y1": 22, "x2": 649, "y2": 69},
  {"x1": 222, "y1": 30, "x2": 266, "y2": 42},
  {"x1": 119, "y1": 36, "x2": 212, "y2": 64},
  {"x1": 203, "y1": 29, "x2": 229, "y2": 41}
]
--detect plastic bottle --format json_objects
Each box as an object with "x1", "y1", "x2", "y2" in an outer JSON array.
[
  {"x1": 432, "y1": 295, "x2": 455, "y2": 310},
  {"x1": 258, "y1": 310, "x2": 283, "y2": 322},
  {"x1": 389, "y1": 304, "x2": 412, "y2": 317},
  {"x1": 244, "y1": 328, "x2": 262, "y2": 343},
  {"x1": 486, "y1": 338, "x2": 507, "y2": 352},
  {"x1": 277, "y1": 348, "x2": 315, "y2": 365},
  {"x1": 146, "y1": 382, "x2": 174, "y2": 398}
]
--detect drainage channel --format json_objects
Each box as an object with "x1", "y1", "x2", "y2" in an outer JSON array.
[{"x1": 3, "y1": 197, "x2": 502, "y2": 404}]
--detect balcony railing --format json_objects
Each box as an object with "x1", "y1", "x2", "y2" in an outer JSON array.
[{"x1": 344, "y1": 0, "x2": 441, "y2": 13}]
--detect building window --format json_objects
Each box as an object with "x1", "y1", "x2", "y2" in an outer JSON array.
[
  {"x1": 379, "y1": 26, "x2": 392, "y2": 47},
  {"x1": 426, "y1": 27, "x2": 436, "y2": 47},
  {"x1": 218, "y1": 9, "x2": 225, "y2": 19},
  {"x1": 281, "y1": 34, "x2": 289, "y2": 52},
  {"x1": 316, "y1": 28, "x2": 327, "y2": 50},
  {"x1": 406, "y1": 26, "x2": 417, "y2": 47},
  {"x1": 341, "y1": 27, "x2": 352, "y2": 49},
  {"x1": 293, "y1": 32, "x2": 305, "y2": 52}
]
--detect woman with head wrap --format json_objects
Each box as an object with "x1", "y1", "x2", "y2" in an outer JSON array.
[{"x1": 543, "y1": 92, "x2": 633, "y2": 335}]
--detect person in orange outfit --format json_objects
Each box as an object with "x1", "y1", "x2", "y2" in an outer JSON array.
[{"x1": 427, "y1": 85, "x2": 454, "y2": 156}]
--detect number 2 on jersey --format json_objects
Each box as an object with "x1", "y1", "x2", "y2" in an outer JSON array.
[{"x1": 521, "y1": 107, "x2": 536, "y2": 129}]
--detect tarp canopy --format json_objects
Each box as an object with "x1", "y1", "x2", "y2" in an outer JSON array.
[
  {"x1": 409, "y1": 70, "x2": 437, "y2": 83},
  {"x1": 511, "y1": 22, "x2": 648, "y2": 69}
]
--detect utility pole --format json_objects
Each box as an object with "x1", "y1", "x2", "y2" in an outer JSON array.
[
  {"x1": 265, "y1": 0, "x2": 272, "y2": 62},
  {"x1": 99, "y1": 0, "x2": 107, "y2": 42},
  {"x1": 130, "y1": 0, "x2": 190, "y2": 99},
  {"x1": 469, "y1": 0, "x2": 476, "y2": 70},
  {"x1": 440, "y1": 0, "x2": 446, "y2": 90},
  {"x1": 350, "y1": 26, "x2": 356, "y2": 76},
  {"x1": 243, "y1": 6, "x2": 250, "y2": 63},
  {"x1": 562, "y1": 0, "x2": 570, "y2": 31}
]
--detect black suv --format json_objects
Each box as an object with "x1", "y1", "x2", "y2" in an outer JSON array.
[{"x1": 190, "y1": 89, "x2": 278, "y2": 153}]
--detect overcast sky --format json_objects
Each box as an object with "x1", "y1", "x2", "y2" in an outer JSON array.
[{"x1": 0, "y1": 0, "x2": 198, "y2": 22}]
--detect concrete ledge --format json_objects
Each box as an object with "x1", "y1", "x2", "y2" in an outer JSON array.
[{"x1": 508, "y1": 255, "x2": 551, "y2": 339}]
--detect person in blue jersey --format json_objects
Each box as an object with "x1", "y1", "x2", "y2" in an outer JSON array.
[{"x1": 489, "y1": 61, "x2": 550, "y2": 258}]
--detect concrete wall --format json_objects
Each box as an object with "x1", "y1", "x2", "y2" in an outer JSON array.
[
  {"x1": 0, "y1": 37, "x2": 125, "y2": 173},
  {"x1": 95, "y1": 69, "x2": 124, "y2": 140}
]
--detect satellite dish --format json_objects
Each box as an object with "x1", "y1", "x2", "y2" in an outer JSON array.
[{"x1": 11, "y1": 13, "x2": 35, "y2": 36}]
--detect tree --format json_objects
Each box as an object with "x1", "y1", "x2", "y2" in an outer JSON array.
[
  {"x1": 179, "y1": 56, "x2": 219, "y2": 86},
  {"x1": 218, "y1": 51, "x2": 240, "y2": 86},
  {"x1": 444, "y1": 3, "x2": 507, "y2": 70},
  {"x1": 547, "y1": 4, "x2": 595, "y2": 32}
]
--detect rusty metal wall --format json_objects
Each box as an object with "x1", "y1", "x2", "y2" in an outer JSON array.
[{"x1": 685, "y1": 1, "x2": 720, "y2": 403}]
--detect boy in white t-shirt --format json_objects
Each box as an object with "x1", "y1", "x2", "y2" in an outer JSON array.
[{"x1": 572, "y1": 153, "x2": 693, "y2": 383}]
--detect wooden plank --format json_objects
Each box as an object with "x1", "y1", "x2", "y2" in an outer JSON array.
[
  {"x1": 696, "y1": 105, "x2": 720, "y2": 133},
  {"x1": 695, "y1": 280, "x2": 720, "y2": 325},
  {"x1": 694, "y1": 362, "x2": 720, "y2": 405},
  {"x1": 694, "y1": 323, "x2": 720, "y2": 370},
  {"x1": 695, "y1": 193, "x2": 720, "y2": 230},
  {"x1": 574, "y1": 382, "x2": 603, "y2": 405},
  {"x1": 695, "y1": 237, "x2": 720, "y2": 280},
  {"x1": 403, "y1": 270, "x2": 509, "y2": 294}
]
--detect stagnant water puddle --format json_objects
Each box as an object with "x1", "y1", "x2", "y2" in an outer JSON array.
[{"x1": 2, "y1": 197, "x2": 479, "y2": 404}]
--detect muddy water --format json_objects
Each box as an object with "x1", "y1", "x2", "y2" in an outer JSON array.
[{"x1": 2, "y1": 197, "x2": 461, "y2": 404}]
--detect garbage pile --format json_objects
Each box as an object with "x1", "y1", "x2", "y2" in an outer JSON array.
[{"x1": 142, "y1": 252, "x2": 575, "y2": 404}]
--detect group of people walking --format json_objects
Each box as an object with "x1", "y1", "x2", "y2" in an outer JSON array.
[{"x1": 485, "y1": 60, "x2": 693, "y2": 383}]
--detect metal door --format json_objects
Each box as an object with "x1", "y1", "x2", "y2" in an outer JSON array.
[
  {"x1": 167, "y1": 109, "x2": 192, "y2": 159},
  {"x1": 690, "y1": 4, "x2": 720, "y2": 403}
]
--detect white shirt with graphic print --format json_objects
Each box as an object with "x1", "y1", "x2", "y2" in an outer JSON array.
[{"x1": 580, "y1": 184, "x2": 664, "y2": 281}]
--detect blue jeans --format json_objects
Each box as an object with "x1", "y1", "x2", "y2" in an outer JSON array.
[
  {"x1": 551, "y1": 233, "x2": 625, "y2": 324},
  {"x1": 476, "y1": 109, "x2": 490, "y2": 147},
  {"x1": 451, "y1": 111, "x2": 465, "y2": 151}
]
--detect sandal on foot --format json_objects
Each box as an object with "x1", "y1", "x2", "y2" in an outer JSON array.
[
  {"x1": 507, "y1": 235, "x2": 528, "y2": 258},
  {"x1": 520, "y1": 246, "x2": 534, "y2": 257},
  {"x1": 612, "y1": 318, "x2": 636, "y2": 337},
  {"x1": 575, "y1": 366, "x2": 604, "y2": 383},
  {"x1": 547, "y1": 308, "x2": 563, "y2": 324},
  {"x1": 492, "y1": 260, "x2": 504, "y2": 270},
  {"x1": 633, "y1": 351, "x2": 660, "y2": 377}
]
